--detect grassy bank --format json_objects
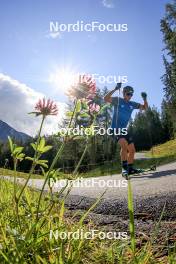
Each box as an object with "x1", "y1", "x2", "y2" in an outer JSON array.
[
  {"x1": 0, "y1": 178, "x2": 175, "y2": 263},
  {"x1": 147, "y1": 139, "x2": 176, "y2": 158}
]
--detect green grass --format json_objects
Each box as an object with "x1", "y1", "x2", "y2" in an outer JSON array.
[
  {"x1": 147, "y1": 139, "x2": 176, "y2": 158},
  {"x1": 0, "y1": 168, "x2": 43, "y2": 179},
  {"x1": 0, "y1": 168, "x2": 73, "y2": 180},
  {"x1": 0, "y1": 178, "x2": 175, "y2": 263},
  {"x1": 0, "y1": 139, "x2": 176, "y2": 263}
]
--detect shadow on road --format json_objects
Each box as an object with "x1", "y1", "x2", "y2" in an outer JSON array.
[{"x1": 130, "y1": 168, "x2": 176, "y2": 179}]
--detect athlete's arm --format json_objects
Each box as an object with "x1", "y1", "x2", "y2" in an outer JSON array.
[
  {"x1": 104, "y1": 83, "x2": 121, "y2": 103},
  {"x1": 140, "y1": 100, "x2": 148, "y2": 110},
  {"x1": 140, "y1": 92, "x2": 148, "y2": 110}
]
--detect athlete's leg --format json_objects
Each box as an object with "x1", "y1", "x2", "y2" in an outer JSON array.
[
  {"x1": 118, "y1": 138, "x2": 129, "y2": 174},
  {"x1": 127, "y1": 143, "x2": 136, "y2": 164},
  {"x1": 127, "y1": 143, "x2": 141, "y2": 174},
  {"x1": 118, "y1": 138, "x2": 128, "y2": 161}
]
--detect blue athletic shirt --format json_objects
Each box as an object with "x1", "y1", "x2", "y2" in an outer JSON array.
[{"x1": 111, "y1": 97, "x2": 140, "y2": 129}]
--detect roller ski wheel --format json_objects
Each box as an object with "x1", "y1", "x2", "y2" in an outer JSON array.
[
  {"x1": 128, "y1": 168, "x2": 143, "y2": 175},
  {"x1": 149, "y1": 165, "x2": 156, "y2": 171},
  {"x1": 122, "y1": 169, "x2": 129, "y2": 180}
]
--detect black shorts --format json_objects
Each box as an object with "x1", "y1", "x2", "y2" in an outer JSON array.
[{"x1": 116, "y1": 131, "x2": 134, "y2": 145}]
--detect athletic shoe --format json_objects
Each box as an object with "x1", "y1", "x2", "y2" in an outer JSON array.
[{"x1": 122, "y1": 168, "x2": 128, "y2": 179}]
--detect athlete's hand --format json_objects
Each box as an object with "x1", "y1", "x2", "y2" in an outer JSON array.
[
  {"x1": 115, "y1": 82, "x2": 122, "y2": 91},
  {"x1": 141, "y1": 92, "x2": 147, "y2": 100}
]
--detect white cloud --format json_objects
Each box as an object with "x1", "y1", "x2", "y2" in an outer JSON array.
[
  {"x1": 102, "y1": 0, "x2": 115, "y2": 8},
  {"x1": 0, "y1": 73, "x2": 66, "y2": 137}
]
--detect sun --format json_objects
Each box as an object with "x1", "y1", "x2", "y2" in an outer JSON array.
[{"x1": 49, "y1": 67, "x2": 78, "y2": 91}]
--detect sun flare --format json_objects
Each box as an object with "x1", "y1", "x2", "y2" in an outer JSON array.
[{"x1": 49, "y1": 67, "x2": 78, "y2": 91}]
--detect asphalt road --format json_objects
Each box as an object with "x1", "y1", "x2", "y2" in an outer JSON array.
[
  {"x1": 13, "y1": 161, "x2": 176, "y2": 198},
  {"x1": 2, "y1": 161, "x2": 176, "y2": 218}
]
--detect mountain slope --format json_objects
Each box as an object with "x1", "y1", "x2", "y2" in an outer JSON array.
[{"x1": 0, "y1": 120, "x2": 32, "y2": 143}]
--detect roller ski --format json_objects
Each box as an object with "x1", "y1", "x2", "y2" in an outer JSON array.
[
  {"x1": 128, "y1": 165, "x2": 156, "y2": 176},
  {"x1": 121, "y1": 167, "x2": 142, "y2": 179},
  {"x1": 122, "y1": 165, "x2": 156, "y2": 179}
]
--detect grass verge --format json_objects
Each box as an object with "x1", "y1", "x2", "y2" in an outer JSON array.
[
  {"x1": 147, "y1": 139, "x2": 176, "y2": 158},
  {"x1": 0, "y1": 178, "x2": 175, "y2": 263}
]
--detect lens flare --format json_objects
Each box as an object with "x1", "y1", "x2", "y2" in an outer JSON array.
[{"x1": 49, "y1": 67, "x2": 77, "y2": 91}]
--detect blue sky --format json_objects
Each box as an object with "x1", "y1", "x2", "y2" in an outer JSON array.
[{"x1": 0, "y1": 0, "x2": 169, "y2": 132}]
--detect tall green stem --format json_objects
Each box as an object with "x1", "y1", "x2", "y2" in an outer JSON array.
[
  {"x1": 72, "y1": 119, "x2": 95, "y2": 176},
  {"x1": 127, "y1": 179, "x2": 136, "y2": 257},
  {"x1": 15, "y1": 115, "x2": 45, "y2": 230},
  {"x1": 13, "y1": 158, "x2": 22, "y2": 231},
  {"x1": 17, "y1": 115, "x2": 45, "y2": 202},
  {"x1": 36, "y1": 100, "x2": 78, "y2": 219},
  {"x1": 73, "y1": 143, "x2": 88, "y2": 176},
  {"x1": 13, "y1": 158, "x2": 17, "y2": 201}
]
